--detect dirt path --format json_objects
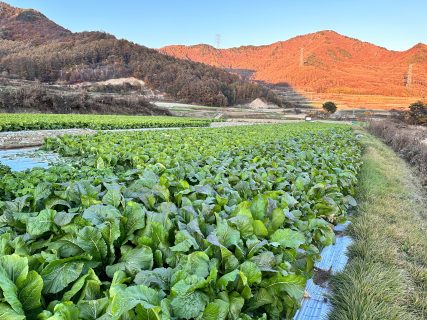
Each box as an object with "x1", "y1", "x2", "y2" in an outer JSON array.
[{"x1": 0, "y1": 128, "x2": 96, "y2": 149}]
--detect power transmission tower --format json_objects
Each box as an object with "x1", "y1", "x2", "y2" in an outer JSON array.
[
  {"x1": 406, "y1": 64, "x2": 413, "y2": 88},
  {"x1": 215, "y1": 34, "x2": 221, "y2": 49},
  {"x1": 300, "y1": 48, "x2": 304, "y2": 67}
]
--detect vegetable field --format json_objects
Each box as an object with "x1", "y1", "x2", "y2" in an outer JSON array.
[
  {"x1": 0, "y1": 123, "x2": 362, "y2": 319},
  {"x1": 0, "y1": 114, "x2": 213, "y2": 131}
]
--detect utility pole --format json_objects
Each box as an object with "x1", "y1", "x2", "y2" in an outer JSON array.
[
  {"x1": 406, "y1": 64, "x2": 413, "y2": 88},
  {"x1": 215, "y1": 34, "x2": 221, "y2": 49},
  {"x1": 300, "y1": 48, "x2": 304, "y2": 67}
]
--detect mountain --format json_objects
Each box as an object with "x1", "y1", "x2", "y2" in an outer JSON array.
[
  {"x1": 161, "y1": 30, "x2": 427, "y2": 97},
  {"x1": 0, "y1": 2, "x2": 280, "y2": 107},
  {"x1": 0, "y1": 2, "x2": 71, "y2": 42}
]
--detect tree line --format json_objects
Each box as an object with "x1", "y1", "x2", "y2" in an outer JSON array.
[{"x1": 0, "y1": 32, "x2": 282, "y2": 107}]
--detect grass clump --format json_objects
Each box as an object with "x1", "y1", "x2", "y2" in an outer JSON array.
[{"x1": 328, "y1": 132, "x2": 427, "y2": 320}]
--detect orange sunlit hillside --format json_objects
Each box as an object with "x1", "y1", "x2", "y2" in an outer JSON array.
[{"x1": 161, "y1": 30, "x2": 427, "y2": 98}]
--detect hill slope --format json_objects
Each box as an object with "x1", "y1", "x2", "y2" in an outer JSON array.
[
  {"x1": 161, "y1": 30, "x2": 427, "y2": 97},
  {"x1": 0, "y1": 2, "x2": 71, "y2": 42},
  {"x1": 0, "y1": 2, "x2": 280, "y2": 107}
]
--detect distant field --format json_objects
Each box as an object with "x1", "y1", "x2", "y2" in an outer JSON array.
[
  {"x1": 154, "y1": 101, "x2": 299, "y2": 120},
  {"x1": 301, "y1": 91, "x2": 424, "y2": 110},
  {"x1": 0, "y1": 114, "x2": 214, "y2": 131}
]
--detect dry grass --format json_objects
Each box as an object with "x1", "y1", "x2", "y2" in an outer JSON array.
[
  {"x1": 328, "y1": 132, "x2": 427, "y2": 319},
  {"x1": 367, "y1": 120, "x2": 427, "y2": 184}
]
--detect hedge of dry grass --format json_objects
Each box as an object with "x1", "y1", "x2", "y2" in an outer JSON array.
[{"x1": 367, "y1": 120, "x2": 427, "y2": 184}]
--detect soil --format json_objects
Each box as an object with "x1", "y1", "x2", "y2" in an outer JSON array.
[
  {"x1": 0, "y1": 128, "x2": 96, "y2": 149},
  {"x1": 313, "y1": 267, "x2": 332, "y2": 288}
]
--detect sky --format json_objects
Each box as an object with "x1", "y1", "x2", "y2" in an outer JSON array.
[{"x1": 5, "y1": 0, "x2": 427, "y2": 51}]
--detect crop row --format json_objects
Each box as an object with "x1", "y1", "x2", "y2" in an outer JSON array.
[
  {"x1": 0, "y1": 113, "x2": 214, "y2": 131},
  {"x1": 0, "y1": 123, "x2": 362, "y2": 319}
]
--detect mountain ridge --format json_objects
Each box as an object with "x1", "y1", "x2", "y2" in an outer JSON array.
[
  {"x1": 168, "y1": 30, "x2": 424, "y2": 53},
  {"x1": 0, "y1": 1, "x2": 71, "y2": 42},
  {"x1": 161, "y1": 30, "x2": 427, "y2": 97}
]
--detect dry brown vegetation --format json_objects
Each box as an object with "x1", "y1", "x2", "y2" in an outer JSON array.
[
  {"x1": 0, "y1": 84, "x2": 171, "y2": 115},
  {"x1": 367, "y1": 120, "x2": 427, "y2": 183}
]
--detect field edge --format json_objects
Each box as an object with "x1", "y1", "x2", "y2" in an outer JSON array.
[{"x1": 328, "y1": 131, "x2": 427, "y2": 319}]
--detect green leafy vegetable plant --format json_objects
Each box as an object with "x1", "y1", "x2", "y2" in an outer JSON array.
[{"x1": 0, "y1": 123, "x2": 361, "y2": 319}]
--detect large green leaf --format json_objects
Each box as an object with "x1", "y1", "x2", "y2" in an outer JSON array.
[
  {"x1": 108, "y1": 284, "x2": 162, "y2": 318},
  {"x1": 269, "y1": 228, "x2": 306, "y2": 249},
  {"x1": 75, "y1": 227, "x2": 108, "y2": 263},
  {"x1": 228, "y1": 215, "x2": 253, "y2": 239},
  {"x1": 62, "y1": 269, "x2": 101, "y2": 302},
  {"x1": 77, "y1": 298, "x2": 109, "y2": 320},
  {"x1": 181, "y1": 251, "x2": 210, "y2": 278},
  {"x1": 171, "y1": 290, "x2": 209, "y2": 320},
  {"x1": 99, "y1": 220, "x2": 121, "y2": 264},
  {"x1": 82, "y1": 204, "x2": 121, "y2": 226},
  {"x1": 0, "y1": 254, "x2": 28, "y2": 283},
  {"x1": 170, "y1": 230, "x2": 199, "y2": 252},
  {"x1": 261, "y1": 273, "x2": 306, "y2": 301},
  {"x1": 253, "y1": 220, "x2": 268, "y2": 237},
  {"x1": 202, "y1": 299, "x2": 229, "y2": 320},
  {"x1": 240, "y1": 261, "x2": 262, "y2": 285},
  {"x1": 33, "y1": 182, "x2": 52, "y2": 208},
  {"x1": 106, "y1": 246, "x2": 153, "y2": 278},
  {"x1": 134, "y1": 267, "x2": 172, "y2": 291},
  {"x1": 26, "y1": 209, "x2": 56, "y2": 237},
  {"x1": 120, "y1": 201, "x2": 146, "y2": 243},
  {"x1": 53, "y1": 211, "x2": 78, "y2": 227},
  {"x1": 0, "y1": 265, "x2": 24, "y2": 315},
  {"x1": 217, "y1": 269, "x2": 239, "y2": 290},
  {"x1": 102, "y1": 187, "x2": 123, "y2": 208},
  {"x1": 214, "y1": 219, "x2": 241, "y2": 248},
  {"x1": 0, "y1": 254, "x2": 34, "y2": 315},
  {"x1": 0, "y1": 303, "x2": 25, "y2": 320},
  {"x1": 46, "y1": 301, "x2": 80, "y2": 320},
  {"x1": 0, "y1": 255, "x2": 43, "y2": 316},
  {"x1": 250, "y1": 195, "x2": 267, "y2": 220},
  {"x1": 17, "y1": 270, "x2": 43, "y2": 313},
  {"x1": 41, "y1": 257, "x2": 85, "y2": 294}
]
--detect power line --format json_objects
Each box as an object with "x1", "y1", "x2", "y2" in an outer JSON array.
[
  {"x1": 300, "y1": 48, "x2": 304, "y2": 67},
  {"x1": 406, "y1": 64, "x2": 413, "y2": 88}
]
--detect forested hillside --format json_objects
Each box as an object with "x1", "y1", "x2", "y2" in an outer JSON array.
[
  {"x1": 162, "y1": 30, "x2": 427, "y2": 97},
  {"x1": 0, "y1": 2, "x2": 280, "y2": 107}
]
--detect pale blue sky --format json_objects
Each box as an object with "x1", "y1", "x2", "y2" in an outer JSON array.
[{"x1": 5, "y1": 0, "x2": 427, "y2": 50}]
